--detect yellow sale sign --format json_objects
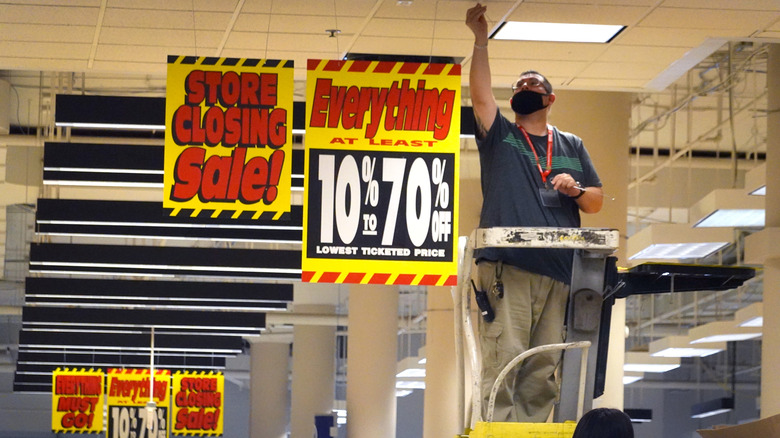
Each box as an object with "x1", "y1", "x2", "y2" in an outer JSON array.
[
  {"x1": 51, "y1": 368, "x2": 104, "y2": 434},
  {"x1": 302, "y1": 59, "x2": 460, "y2": 286},
  {"x1": 164, "y1": 56, "x2": 294, "y2": 219},
  {"x1": 171, "y1": 371, "x2": 224, "y2": 436}
]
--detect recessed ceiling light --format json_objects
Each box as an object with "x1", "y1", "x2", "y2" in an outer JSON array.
[
  {"x1": 694, "y1": 209, "x2": 765, "y2": 228},
  {"x1": 492, "y1": 22, "x2": 625, "y2": 43}
]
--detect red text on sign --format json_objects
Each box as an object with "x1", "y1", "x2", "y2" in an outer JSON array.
[
  {"x1": 170, "y1": 148, "x2": 284, "y2": 205},
  {"x1": 309, "y1": 78, "x2": 455, "y2": 140}
]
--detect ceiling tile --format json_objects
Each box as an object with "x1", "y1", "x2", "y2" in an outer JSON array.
[
  {"x1": 350, "y1": 36, "x2": 434, "y2": 56},
  {"x1": 232, "y1": 13, "x2": 271, "y2": 32},
  {"x1": 267, "y1": 32, "x2": 342, "y2": 54},
  {"x1": 639, "y1": 7, "x2": 777, "y2": 32},
  {"x1": 224, "y1": 32, "x2": 270, "y2": 51},
  {"x1": 95, "y1": 44, "x2": 195, "y2": 63},
  {"x1": 375, "y1": 0, "x2": 440, "y2": 19},
  {"x1": 270, "y1": 0, "x2": 336, "y2": 16},
  {"x1": 334, "y1": 0, "x2": 382, "y2": 17},
  {"x1": 0, "y1": 41, "x2": 91, "y2": 60},
  {"x1": 597, "y1": 45, "x2": 690, "y2": 66},
  {"x1": 363, "y1": 18, "x2": 435, "y2": 38},
  {"x1": 102, "y1": 7, "x2": 192, "y2": 28},
  {"x1": 240, "y1": 0, "x2": 272, "y2": 14},
  {"x1": 578, "y1": 61, "x2": 668, "y2": 79},
  {"x1": 99, "y1": 27, "x2": 197, "y2": 47},
  {"x1": 0, "y1": 24, "x2": 94, "y2": 43},
  {"x1": 508, "y1": 3, "x2": 651, "y2": 24},
  {"x1": 617, "y1": 27, "x2": 744, "y2": 47},
  {"x1": 567, "y1": 77, "x2": 649, "y2": 89},
  {"x1": 0, "y1": 0, "x2": 99, "y2": 5},
  {"x1": 491, "y1": 58, "x2": 591, "y2": 81},
  {"x1": 0, "y1": 4, "x2": 99, "y2": 26},
  {"x1": 660, "y1": 0, "x2": 780, "y2": 11},
  {"x1": 267, "y1": 15, "x2": 345, "y2": 35},
  {"x1": 490, "y1": 41, "x2": 609, "y2": 62},
  {"x1": 433, "y1": 20, "x2": 477, "y2": 40},
  {"x1": 107, "y1": 0, "x2": 195, "y2": 10},
  {"x1": 528, "y1": 0, "x2": 658, "y2": 5}
]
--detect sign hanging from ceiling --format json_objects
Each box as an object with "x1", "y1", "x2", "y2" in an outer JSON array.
[
  {"x1": 171, "y1": 371, "x2": 224, "y2": 436},
  {"x1": 51, "y1": 368, "x2": 105, "y2": 434},
  {"x1": 302, "y1": 59, "x2": 460, "y2": 286},
  {"x1": 165, "y1": 56, "x2": 294, "y2": 219},
  {"x1": 106, "y1": 368, "x2": 170, "y2": 438}
]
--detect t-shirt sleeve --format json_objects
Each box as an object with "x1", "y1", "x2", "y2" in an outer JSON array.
[
  {"x1": 475, "y1": 108, "x2": 508, "y2": 153},
  {"x1": 578, "y1": 140, "x2": 602, "y2": 188}
]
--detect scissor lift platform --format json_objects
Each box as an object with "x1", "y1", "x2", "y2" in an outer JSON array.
[
  {"x1": 454, "y1": 227, "x2": 619, "y2": 433},
  {"x1": 455, "y1": 227, "x2": 756, "y2": 437}
]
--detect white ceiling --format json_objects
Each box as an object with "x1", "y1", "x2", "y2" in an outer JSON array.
[{"x1": 0, "y1": 0, "x2": 778, "y2": 92}]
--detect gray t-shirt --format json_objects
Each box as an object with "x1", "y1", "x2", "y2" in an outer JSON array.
[{"x1": 475, "y1": 110, "x2": 602, "y2": 284}]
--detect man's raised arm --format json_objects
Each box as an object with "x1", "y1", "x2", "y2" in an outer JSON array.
[{"x1": 466, "y1": 3, "x2": 498, "y2": 136}]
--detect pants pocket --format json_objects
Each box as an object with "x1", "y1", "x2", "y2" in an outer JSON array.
[{"x1": 480, "y1": 321, "x2": 503, "y2": 369}]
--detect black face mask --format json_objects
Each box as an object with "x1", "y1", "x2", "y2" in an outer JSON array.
[{"x1": 510, "y1": 90, "x2": 549, "y2": 115}]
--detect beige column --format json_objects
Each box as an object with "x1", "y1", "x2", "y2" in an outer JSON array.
[
  {"x1": 423, "y1": 286, "x2": 458, "y2": 438},
  {"x1": 290, "y1": 304, "x2": 337, "y2": 438},
  {"x1": 346, "y1": 284, "x2": 398, "y2": 438},
  {"x1": 250, "y1": 340, "x2": 291, "y2": 438},
  {"x1": 760, "y1": 44, "x2": 780, "y2": 418},
  {"x1": 551, "y1": 90, "x2": 631, "y2": 409}
]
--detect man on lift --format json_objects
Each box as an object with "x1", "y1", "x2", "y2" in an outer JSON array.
[{"x1": 466, "y1": 3, "x2": 604, "y2": 423}]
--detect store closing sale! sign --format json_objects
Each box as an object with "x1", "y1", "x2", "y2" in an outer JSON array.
[
  {"x1": 171, "y1": 371, "x2": 224, "y2": 436},
  {"x1": 165, "y1": 56, "x2": 294, "y2": 219},
  {"x1": 302, "y1": 59, "x2": 460, "y2": 286}
]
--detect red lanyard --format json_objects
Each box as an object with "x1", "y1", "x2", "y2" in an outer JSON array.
[{"x1": 518, "y1": 125, "x2": 553, "y2": 184}]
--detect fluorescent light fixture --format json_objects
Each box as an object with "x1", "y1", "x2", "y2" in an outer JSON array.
[
  {"x1": 396, "y1": 380, "x2": 425, "y2": 390},
  {"x1": 750, "y1": 186, "x2": 766, "y2": 196},
  {"x1": 29, "y1": 261, "x2": 301, "y2": 275},
  {"x1": 43, "y1": 180, "x2": 163, "y2": 188},
  {"x1": 695, "y1": 209, "x2": 764, "y2": 228},
  {"x1": 43, "y1": 167, "x2": 164, "y2": 175},
  {"x1": 417, "y1": 346, "x2": 426, "y2": 364},
  {"x1": 396, "y1": 356, "x2": 425, "y2": 378},
  {"x1": 492, "y1": 21, "x2": 625, "y2": 43},
  {"x1": 627, "y1": 224, "x2": 734, "y2": 261},
  {"x1": 38, "y1": 220, "x2": 301, "y2": 231},
  {"x1": 736, "y1": 303, "x2": 763, "y2": 328},
  {"x1": 629, "y1": 242, "x2": 730, "y2": 260},
  {"x1": 55, "y1": 122, "x2": 166, "y2": 131},
  {"x1": 691, "y1": 189, "x2": 765, "y2": 228},
  {"x1": 649, "y1": 335, "x2": 725, "y2": 358},
  {"x1": 745, "y1": 164, "x2": 766, "y2": 196},
  {"x1": 691, "y1": 397, "x2": 734, "y2": 419},
  {"x1": 624, "y1": 408, "x2": 652, "y2": 423},
  {"x1": 624, "y1": 352, "x2": 680, "y2": 373},
  {"x1": 688, "y1": 320, "x2": 761, "y2": 344},
  {"x1": 623, "y1": 372, "x2": 644, "y2": 385},
  {"x1": 332, "y1": 407, "x2": 347, "y2": 423}
]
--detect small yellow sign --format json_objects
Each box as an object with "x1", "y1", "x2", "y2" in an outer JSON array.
[
  {"x1": 51, "y1": 368, "x2": 105, "y2": 434},
  {"x1": 171, "y1": 371, "x2": 224, "y2": 436}
]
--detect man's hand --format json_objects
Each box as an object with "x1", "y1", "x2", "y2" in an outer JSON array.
[
  {"x1": 551, "y1": 173, "x2": 604, "y2": 213},
  {"x1": 466, "y1": 3, "x2": 489, "y2": 44},
  {"x1": 551, "y1": 173, "x2": 580, "y2": 198}
]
